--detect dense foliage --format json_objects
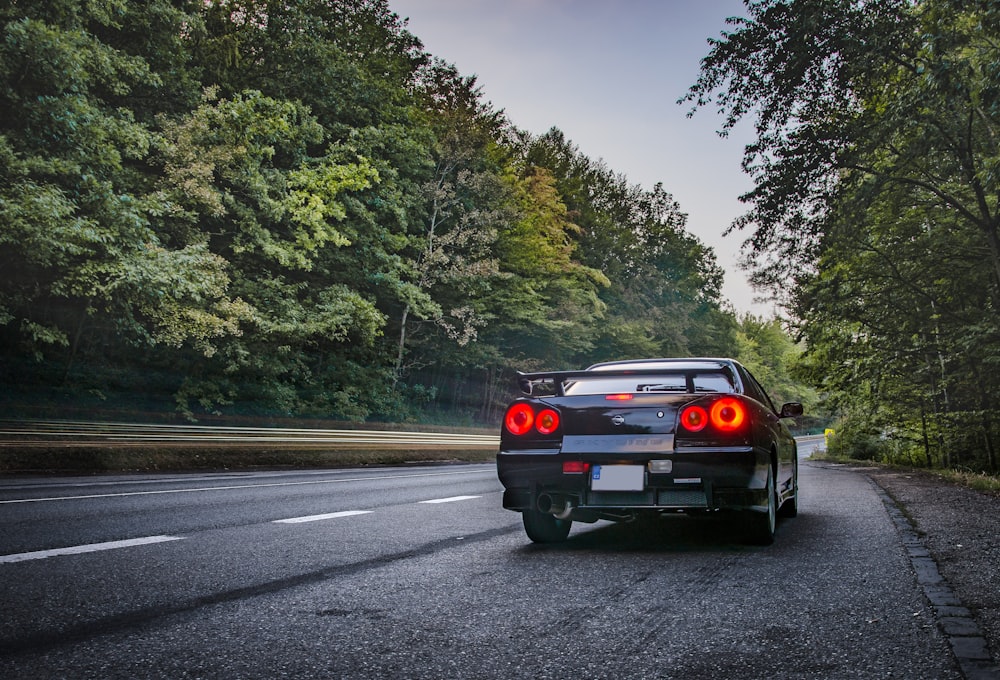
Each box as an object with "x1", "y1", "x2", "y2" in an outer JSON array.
[
  {"x1": 685, "y1": 0, "x2": 1000, "y2": 471},
  {"x1": 2, "y1": 0, "x2": 804, "y2": 426}
]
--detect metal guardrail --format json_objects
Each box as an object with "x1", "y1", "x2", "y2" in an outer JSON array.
[{"x1": 0, "y1": 420, "x2": 501, "y2": 450}]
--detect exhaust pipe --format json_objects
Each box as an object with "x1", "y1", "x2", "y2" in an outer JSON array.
[
  {"x1": 536, "y1": 493, "x2": 574, "y2": 519},
  {"x1": 537, "y1": 493, "x2": 601, "y2": 524},
  {"x1": 554, "y1": 505, "x2": 575, "y2": 520},
  {"x1": 536, "y1": 493, "x2": 558, "y2": 513}
]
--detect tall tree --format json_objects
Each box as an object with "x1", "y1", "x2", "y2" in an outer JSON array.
[
  {"x1": 523, "y1": 129, "x2": 734, "y2": 363},
  {"x1": 387, "y1": 62, "x2": 513, "y2": 385},
  {"x1": 684, "y1": 0, "x2": 1000, "y2": 469}
]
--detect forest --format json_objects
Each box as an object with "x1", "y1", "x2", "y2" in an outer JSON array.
[
  {"x1": 1, "y1": 0, "x2": 997, "y2": 474},
  {"x1": 0, "y1": 0, "x2": 772, "y2": 425}
]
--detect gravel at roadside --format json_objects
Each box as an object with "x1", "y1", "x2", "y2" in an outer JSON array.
[{"x1": 838, "y1": 464, "x2": 1000, "y2": 676}]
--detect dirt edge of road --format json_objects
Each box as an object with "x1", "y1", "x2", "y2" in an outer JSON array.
[{"x1": 817, "y1": 462, "x2": 1000, "y2": 679}]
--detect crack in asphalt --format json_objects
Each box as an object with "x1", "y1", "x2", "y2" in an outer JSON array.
[{"x1": 0, "y1": 524, "x2": 520, "y2": 658}]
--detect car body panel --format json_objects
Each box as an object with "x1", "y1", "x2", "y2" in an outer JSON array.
[{"x1": 496, "y1": 358, "x2": 801, "y2": 542}]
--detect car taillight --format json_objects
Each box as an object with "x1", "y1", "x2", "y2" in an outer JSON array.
[
  {"x1": 679, "y1": 397, "x2": 749, "y2": 434},
  {"x1": 504, "y1": 403, "x2": 535, "y2": 435},
  {"x1": 504, "y1": 403, "x2": 561, "y2": 436},
  {"x1": 536, "y1": 409, "x2": 560, "y2": 435},
  {"x1": 562, "y1": 461, "x2": 589, "y2": 474},
  {"x1": 710, "y1": 397, "x2": 746, "y2": 432},
  {"x1": 679, "y1": 405, "x2": 708, "y2": 432}
]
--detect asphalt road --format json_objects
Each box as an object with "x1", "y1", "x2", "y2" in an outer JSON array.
[{"x1": 0, "y1": 452, "x2": 964, "y2": 679}]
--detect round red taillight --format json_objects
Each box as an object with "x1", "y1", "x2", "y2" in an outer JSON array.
[
  {"x1": 710, "y1": 397, "x2": 747, "y2": 432},
  {"x1": 504, "y1": 403, "x2": 535, "y2": 436},
  {"x1": 535, "y1": 409, "x2": 560, "y2": 435},
  {"x1": 680, "y1": 405, "x2": 709, "y2": 432}
]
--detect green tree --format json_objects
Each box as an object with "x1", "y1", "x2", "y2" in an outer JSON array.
[
  {"x1": 490, "y1": 163, "x2": 610, "y2": 367},
  {"x1": 0, "y1": 0, "x2": 748, "y2": 427},
  {"x1": 0, "y1": 1, "x2": 246, "y2": 373},
  {"x1": 523, "y1": 129, "x2": 735, "y2": 364},
  {"x1": 149, "y1": 88, "x2": 386, "y2": 416},
  {"x1": 388, "y1": 62, "x2": 512, "y2": 385},
  {"x1": 195, "y1": 0, "x2": 425, "y2": 132},
  {"x1": 735, "y1": 315, "x2": 815, "y2": 410},
  {"x1": 684, "y1": 0, "x2": 1000, "y2": 470}
]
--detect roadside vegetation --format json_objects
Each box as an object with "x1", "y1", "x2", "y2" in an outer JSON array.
[
  {"x1": 811, "y1": 443, "x2": 1000, "y2": 496},
  {"x1": 685, "y1": 0, "x2": 1000, "y2": 475},
  {"x1": 4, "y1": 1, "x2": 999, "y2": 479}
]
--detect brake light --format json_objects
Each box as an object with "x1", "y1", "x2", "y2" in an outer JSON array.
[
  {"x1": 679, "y1": 405, "x2": 708, "y2": 432},
  {"x1": 536, "y1": 409, "x2": 560, "y2": 435},
  {"x1": 562, "y1": 461, "x2": 589, "y2": 474},
  {"x1": 679, "y1": 397, "x2": 749, "y2": 434},
  {"x1": 504, "y1": 403, "x2": 534, "y2": 436},
  {"x1": 504, "y1": 403, "x2": 561, "y2": 436},
  {"x1": 710, "y1": 397, "x2": 747, "y2": 432},
  {"x1": 605, "y1": 394, "x2": 633, "y2": 401}
]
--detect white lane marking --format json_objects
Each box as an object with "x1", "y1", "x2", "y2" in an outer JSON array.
[
  {"x1": 0, "y1": 535, "x2": 184, "y2": 564},
  {"x1": 419, "y1": 495, "x2": 481, "y2": 504},
  {"x1": 273, "y1": 510, "x2": 373, "y2": 524},
  {"x1": 0, "y1": 469, "x2": 486, "y2": 505}
]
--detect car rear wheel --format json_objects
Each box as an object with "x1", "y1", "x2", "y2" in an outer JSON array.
[
  {"x1": 522, "y1": 510, "x2": 572, "y2": 543},
  {"x1": 745, "y1": 465, "x2": 776, "y2": 545}
]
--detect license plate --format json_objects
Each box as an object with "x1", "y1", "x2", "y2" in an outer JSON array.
[{"x1": 591, "y1": 465, "x2": 644, "y2": 491}]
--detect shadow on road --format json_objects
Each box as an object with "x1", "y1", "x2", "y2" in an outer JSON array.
[{"x1": 519, "y1": 511, "x2": 796, "y2": 554}]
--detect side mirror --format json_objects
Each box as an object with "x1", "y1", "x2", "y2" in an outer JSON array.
[{"x1": 779, "y1": 402, "x2": 804, "y2": 418}]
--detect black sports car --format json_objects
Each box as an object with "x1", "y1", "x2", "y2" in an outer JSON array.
[{"x1": 497, "y1": 358, "x2": 802, "y2": 544}]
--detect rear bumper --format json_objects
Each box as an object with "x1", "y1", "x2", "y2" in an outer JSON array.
[{"x1": 497, "y1": 447, "x2": 770, "y2": 514}]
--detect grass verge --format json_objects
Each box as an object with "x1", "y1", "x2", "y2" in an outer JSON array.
[{"x1": 809, "y1": 451, "x2": 1000, "y2": 495}]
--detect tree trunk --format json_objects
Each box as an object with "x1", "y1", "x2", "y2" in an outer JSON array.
[
  {"x1": 393, "y1": 304, "x2": 409, "y2": 388},
  {"x1": 62, "y1": 301, "x2": 91, "y2": 384},
  {"x1": 981, "y1": 393, "x2": 997, "y2": 472},
  {"x1": 920, "y1": 404, "x2": 932, "y2": 468}
]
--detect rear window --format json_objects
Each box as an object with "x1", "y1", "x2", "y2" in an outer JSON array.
[{"x1": 562, "y1": 372, "x2": 735, "y2": 396}]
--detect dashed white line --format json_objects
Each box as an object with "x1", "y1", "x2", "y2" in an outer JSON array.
[
  {"x1": 0, "y1": 535, "x2": 185, "y2": 564},
  {"x1": 273, "y1": 510, "x2": 374, "y2": 524},
  {"x1": 2, "y1": 495, "x2": 486, "y2": 564},
  {"x1": 419, "y1": 495, "x2": 481, "y2": 504}
]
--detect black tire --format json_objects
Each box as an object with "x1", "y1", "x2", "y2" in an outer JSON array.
[
  {"x1": 745, "y1": 465, "x2": 776, "y2": 546},
  {"x1": 522, "y1": 510, "x2": 572, "y2": 543}
]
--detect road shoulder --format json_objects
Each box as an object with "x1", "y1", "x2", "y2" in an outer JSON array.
[{"x1": 830, "y1": 463, "x2": 1000, "y2": 678}]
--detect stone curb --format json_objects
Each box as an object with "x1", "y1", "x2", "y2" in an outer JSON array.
[{"x1": 871, "y1": 480, "x2": 1000, "y2": 680}]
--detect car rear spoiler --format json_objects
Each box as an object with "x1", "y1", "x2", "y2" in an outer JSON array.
[{"x1": 516, "y1": 367, "x2": 732, "y2": 397}]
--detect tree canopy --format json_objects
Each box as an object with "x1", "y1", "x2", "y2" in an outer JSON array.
[
  {"x1": 1, "y1": 0, "x2": 782, "y2": 426},
  {"x1": 685, "y1": 0, "x2": 1000, "y2": 471}
]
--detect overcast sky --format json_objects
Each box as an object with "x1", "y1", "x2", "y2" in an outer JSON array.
[{"x1": 388, "y1": 0, "x2": 771, "y2": 316}]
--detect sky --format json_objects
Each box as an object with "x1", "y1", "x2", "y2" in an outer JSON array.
[{"x1": 387, "y1": 0, "x2": 770, "y2": 316}]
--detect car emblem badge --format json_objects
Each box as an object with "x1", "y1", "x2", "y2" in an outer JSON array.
[{"x1": 611, "y1": 415, "x2": 626, "y2": 426}]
